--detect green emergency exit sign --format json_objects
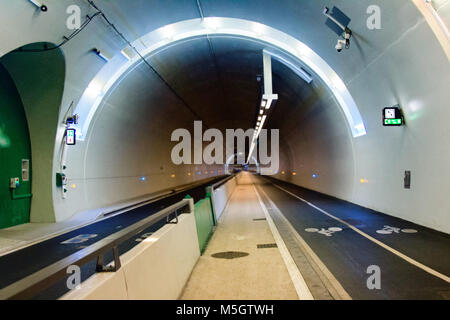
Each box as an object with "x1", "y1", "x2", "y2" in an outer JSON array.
[
  {"x1": 383, "y1": 106, "x2": 404, "y2": 127},
  {"x1": 384, "y1": 119, "x2": 402, "y2": 125}
]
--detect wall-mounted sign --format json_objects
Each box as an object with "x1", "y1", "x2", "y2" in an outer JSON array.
[
  {"x1": 66, "y1": 128, "x2": 76, "y2": 145},
  {"x1": 383, "y1": 106, "x2": 404, "y2": 126}
]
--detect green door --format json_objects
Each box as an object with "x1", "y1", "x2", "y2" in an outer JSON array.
[{"x1": 0, "y1": 63, "x2": 32, "y2": 229}]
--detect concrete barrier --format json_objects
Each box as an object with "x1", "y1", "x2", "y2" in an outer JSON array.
[
  {"x1": 60, "y1": 213, "x2": 200, "y2": 300},
  {"x1": 211, "y1": 176, "x2": 237, "y2": 221}
]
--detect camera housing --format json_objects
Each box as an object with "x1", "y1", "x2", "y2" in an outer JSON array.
[
  {"x1": 335, "y1": 39, "x2": 346, "y2": 52},
  {"x1": 335, "y1": 29, "x2": 352, "y2": 53}
]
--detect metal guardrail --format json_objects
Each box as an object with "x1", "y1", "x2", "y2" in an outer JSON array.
[
  {"x1": 206, "y1": 174, "x2": 237, "y2": 226},
  {"x1": 0, "y1": 198, "x2": 194, "y2": 300},
  {"x1": 101, "y1": 175, "x2": 222, "y2": 218},
  {"x1": 210, "y1": 174, "x2": 235, "y2": 190}
]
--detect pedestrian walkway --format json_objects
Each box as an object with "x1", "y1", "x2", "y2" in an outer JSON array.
[{"x1": 181, "y1": 173, "x2": 300, "y2": 300}]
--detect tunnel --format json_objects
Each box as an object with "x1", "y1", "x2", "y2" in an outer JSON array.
[{"x1": 0, "y1": 0, "x2": 449, "y2": 304}]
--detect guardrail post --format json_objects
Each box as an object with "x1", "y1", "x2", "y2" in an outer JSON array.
[
  {"x1": 96, "y1": 246, "x2": 121, "y2": 272},
  {"x1": 184, "y1": 195, "x2": 194, "y2": 214},
  {"x1": 166, "y1": 210, "x2": 179, "y2": 224}
]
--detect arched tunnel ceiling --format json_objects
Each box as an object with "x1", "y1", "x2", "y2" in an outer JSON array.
[
  {"x1": 79, "y1": 0, "x2": 416, "y2": 82},
  {"x1": 103, "y1": 35, "x2": 331, "y2": 137}
]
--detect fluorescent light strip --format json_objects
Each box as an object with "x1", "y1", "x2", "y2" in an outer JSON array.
[
  {"x1": 247, "y1": 115, "x2": 267, "y2": 163},
  {"x1": 425, "y1": 0, "x2": 450, "y2": 42},
  {"x1": 257, "y1": 115, "x2": 267, "y2": 137},
  {"x1": 120, "y1": 49, "x2": 133, "y2": 60},
  {"x1": 28, "y1": 0, "x2": 42, "y2": 8},
  {"x1": 263, "y1": 49, "x2": 313, "y2": 84}
]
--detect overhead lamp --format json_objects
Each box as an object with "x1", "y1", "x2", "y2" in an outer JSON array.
[
  {"x1": 252, "y1": 22, "x2": 265, "y2": 37},
  {"x1": 203, "y1": 17, "x2": 221, "y2": 31},
  {"x1": 120, "y1": 48, "x2": 134, "y2": 60},
  {"x1": 261, "y1": 100, "x2": 267, "y2": 108},
  {"x1": 259, "y1": 110, "x2": 264, "y2": 115},
  {"x1": 161, "y1": 25, "x2": 175, "y2": 40},
  {"x1": 262, "y1": 94, "x2": 278, "y2": 110},
  {"x1": 93, "y1": 48, "x2": 110, "y2": 62},
  {"x1": 258, "y1": 116, "x2": 262, "y2": 121},
  {"x1": 85, "y1": 81, "x2": 104, "y2": 98},
  {"x1": 28, "y1": 0, "x2": 47, "y2": 11},
  {"x1": 263, "y1": 49, "x2": 313, "y2": 84}
]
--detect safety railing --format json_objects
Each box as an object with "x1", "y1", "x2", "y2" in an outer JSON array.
[
  {"x1": 100, "y1": 175, "x2": 222, "y2": 218},
  {"x1": 0, "y1": 198, "x2": 194, "y2": 300},
  {"x1": 210, "y1": 174, "x2": 235, "y2": 190}
]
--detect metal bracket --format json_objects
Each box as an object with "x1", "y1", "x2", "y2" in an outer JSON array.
[
  {"x1": 166, "y1": 210, "x2": 179, "y2": 224},
  {"x1": 96, "y1": 246, "x2": 121, "y2": 272}
]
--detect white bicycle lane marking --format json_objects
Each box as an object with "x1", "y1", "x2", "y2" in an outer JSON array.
[
  {"x1": 376, "y1": 226, "x2": 418, "y2": 235},
  {"x1": 305, "y1": 227, "x2": 343, "y2": 237},
  {"x1": 271, "y1": 183, "x2": 450, "y2": 283}
]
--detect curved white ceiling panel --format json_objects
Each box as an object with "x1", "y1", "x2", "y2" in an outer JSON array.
[{"x1": 74, "y1": 17, "x2": 367, "y2": 140}]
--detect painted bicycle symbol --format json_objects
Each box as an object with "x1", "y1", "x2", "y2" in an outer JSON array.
[
  {"x1": 61, "y1": 234, "x2": 98, "y2": 244},
  {"x1": 305, "y1": 227, "x2": 343, "y2": 237},
  {"x1": 376, "y1": 225, "x2": 418, "y2": 235}
]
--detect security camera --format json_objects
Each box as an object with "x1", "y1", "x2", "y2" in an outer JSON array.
[
  {"x1": 335, "y1": 40, "x2": 345, "y2": 53},
  {"x1": 40, "y1": 5, "x2": 48, "y2": 12},
  {"x1": 335, "y1": 29, "x2": 352, "y2": 53}
]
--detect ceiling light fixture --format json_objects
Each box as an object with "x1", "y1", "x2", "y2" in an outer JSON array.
[
  {"x1": 263, "y1": 49, "x2": 313, "y2": 84},
  {"x1": 120, "y1": 48, "x2": 134, "y2": 61},
  {"x1": 28, "y1": 0, "x2": 47, "y2": 11},
  {"x1": 93, "y1": 48, "x2": 110, "y2": 62}
]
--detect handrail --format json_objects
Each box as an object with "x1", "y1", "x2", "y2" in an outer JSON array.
[
  {"x1": 210, "y1": 174, "x2": 235, "y2": 190},
  {"x1": 206, "y1": 174, "x2": 237, "y2": 226},
  {"x1": 0, "y1": 198, "x2": 194, "y2": 300},
  {"x1": 101, "y1": 175, "x2": 222, "y2": 218}
]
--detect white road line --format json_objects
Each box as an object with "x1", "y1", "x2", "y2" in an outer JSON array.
[
  {"x1": 272, "y1": 183, "x2": 450, "y2": 284},
  {"x1": 257, "y1": 186, "x2": 352, "y2": 300},
  {"x1": 253, "y1": 184, "x2": 314, "y2": 300}
]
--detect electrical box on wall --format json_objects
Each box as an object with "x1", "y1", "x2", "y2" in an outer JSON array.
[
  {"x1": 56, "y1": 173, "x2": 67, "y2": 187},
  {"x1": 10, "y1": 178, "x2": 20, "y2": 189},
  {"x1": 404, "y1": 171, "x2": 411, "y2": 189}
]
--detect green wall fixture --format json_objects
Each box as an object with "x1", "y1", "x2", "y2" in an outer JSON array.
[{"x1": 0, "y1": 63, "x2": 32, "y2": 229}]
